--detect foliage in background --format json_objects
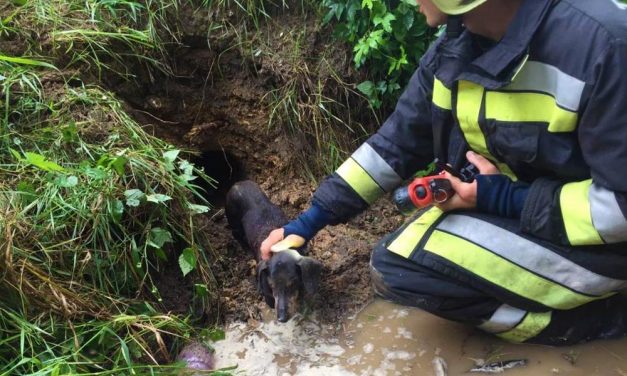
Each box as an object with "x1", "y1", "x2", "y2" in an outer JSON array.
[{"x1": 322, "y1": 0, "x2": 435, "y2": 109}]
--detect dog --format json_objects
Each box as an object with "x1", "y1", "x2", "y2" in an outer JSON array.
[{"x1": 225, "y1": 180, "x2": 323, "y2": 322}]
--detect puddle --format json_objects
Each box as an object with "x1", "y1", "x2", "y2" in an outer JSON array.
[{"x1": 213, "y1": 299, "x2": 627, "y2": 375}]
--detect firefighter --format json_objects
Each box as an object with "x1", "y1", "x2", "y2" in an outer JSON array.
[{"x1": 261, "y1": 0, "x2": 627, "y2": 345}]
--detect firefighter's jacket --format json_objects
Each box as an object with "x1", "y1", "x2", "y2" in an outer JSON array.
[{"x1": 312, "y1": 0, "x2": 627, "y2": 247}]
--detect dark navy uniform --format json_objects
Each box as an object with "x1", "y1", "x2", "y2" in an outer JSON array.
[{"x1": 310, "y1": 0, "x2": 627, "y2": 344}]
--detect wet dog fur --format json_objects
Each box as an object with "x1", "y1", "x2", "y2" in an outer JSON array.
[{"x1": 225, "y1": 180, "x2": 323, "y2": 322}]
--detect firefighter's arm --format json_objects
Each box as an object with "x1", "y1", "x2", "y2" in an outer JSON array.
[
  {"x1": 259, "y1": 56, "x2": 440, "y2": 259},
  {"x1": 310, "y1": 45, "x2": 441, "y2": 224},
  {"x1": 520, "y1": 40, "x2": 627, "y2": 245}
]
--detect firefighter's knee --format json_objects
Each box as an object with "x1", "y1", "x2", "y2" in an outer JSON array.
[{"x1": 369, "y1": 238, "x2": 394, "y2": 300}]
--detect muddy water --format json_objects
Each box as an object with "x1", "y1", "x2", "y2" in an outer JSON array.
[{"x1": 213, "y1": 299, "x2": 627, "y2": 375}]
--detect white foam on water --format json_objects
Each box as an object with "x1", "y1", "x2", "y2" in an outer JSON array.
[{"x1": 213, "y1": 315, "x2": 355, "y2": 376}]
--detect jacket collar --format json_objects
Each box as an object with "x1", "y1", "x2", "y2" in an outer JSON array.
[
  {"x1": 436, "y1": 0, "x2": 554, "y2": 89},
  {"x1": 470, "y1": 0, "x2": 553, "y2": 78}
]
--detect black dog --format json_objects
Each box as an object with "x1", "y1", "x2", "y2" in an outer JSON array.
[{"x1": 225, "y1": 180, "x2": 323, "y2": 322}]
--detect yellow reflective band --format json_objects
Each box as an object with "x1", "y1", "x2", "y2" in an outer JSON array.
[
  {"x1": 424, "y1": 230, "x2": 609, "y2": 309},
  {"x1": 336, "y1": 158, "x2": 384, "y2": 204},
  {"x1": 560, "y1": 180, "x2": 604, "y2": 245},
  {"x1": 457, "y1": 81, "x2": 517, "y2": 181},
  {"x1": 433, "y1": 78, "x2": 452, "y2": 110},
  {"x1": 387, "y1": 207, "x2": 444, "y2": 258},
  {"x1": 497, "y1": 311, "x2": 552, "y2": 343},
  {"x1": 458, "y1": 81, "x2": 488, "y2": 156},
  {"x1": 485, "y1": 91, "x2": 578, "y2": 133}
]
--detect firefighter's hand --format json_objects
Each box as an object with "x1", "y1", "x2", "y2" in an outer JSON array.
[
  {"x1": 437, "y1": 151, "x2": 500, "y2": 211},
  {"x1": 259, "y1": 229, "x2": 306, "y2": 261}
]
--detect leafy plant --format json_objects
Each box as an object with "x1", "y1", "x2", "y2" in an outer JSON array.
[
  {"x1": 322, "y1": 0, "x2": 435, "y2": 108},
  {"x1": 0, "y1": 58, "x2": 218, "y2": 373}
]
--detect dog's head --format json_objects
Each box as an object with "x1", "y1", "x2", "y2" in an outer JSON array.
[{"x1": 257, "y1": 249, "x2": 323, "y2": 322}]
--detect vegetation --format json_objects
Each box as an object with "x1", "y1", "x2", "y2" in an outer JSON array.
[
  {"x1": 322, "y1": 0, "x2": 435, "y2": 109},
  {"x1": 0, "y1": 1, "x2": 221, "y2": 373},
  {"x1": 0, "y1": 60, "x2": 219, "y2": 374}
]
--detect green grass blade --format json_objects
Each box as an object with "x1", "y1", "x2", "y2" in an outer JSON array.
[{"x1": 0, "y1": 54, "x2": 57, "y2": 70}]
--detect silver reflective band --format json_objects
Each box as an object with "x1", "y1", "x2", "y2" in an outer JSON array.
[
  {"x1": 351, "y1": 143, "x2": 402, "y2": 192},
  {"x1": 436, "y1": 215, "x2": 627, "y2": 296},
  {"x1": 478, "y1": 304, "x2": 527, "y2": 333},
  {"x1": 612, "y1": 0, "x2": 627, "y2": 10},
  {"x1": 502, "y1": 61, "x2": 585, "y2": 112},
  {"x1": 590, "y1": 184, "x2": 627, "y2": 243}
]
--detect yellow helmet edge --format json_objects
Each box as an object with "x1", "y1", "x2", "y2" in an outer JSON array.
[{"x1": 430, "y1": 0, "x2": 488, "y2": 15}]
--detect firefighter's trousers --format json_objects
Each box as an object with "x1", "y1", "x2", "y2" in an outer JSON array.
[{"x1": 369, "y1": 207, "x2": 627, "y2": 345}]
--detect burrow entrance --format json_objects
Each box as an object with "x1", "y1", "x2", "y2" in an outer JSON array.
[{"x1": 192, "y1": 150, "x2": 246, "y2": 207}]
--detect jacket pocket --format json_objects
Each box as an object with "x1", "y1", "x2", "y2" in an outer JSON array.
[{"x1": 487, "y1": 120, "x2": 541, "y2": 164}]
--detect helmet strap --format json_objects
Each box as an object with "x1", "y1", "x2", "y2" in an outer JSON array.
[{"x1": 446, "y1": 15, "x2": 464, "y2": 38}]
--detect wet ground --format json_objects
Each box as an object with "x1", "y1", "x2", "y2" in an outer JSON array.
[{"x1": 213, "y1": 299, "x2": 627, "y2": 375}]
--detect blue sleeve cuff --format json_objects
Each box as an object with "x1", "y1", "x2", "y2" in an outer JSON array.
[
  {"x1": 476, "y1": 175, "x2": 530, "y2": 218},
  {"x1": 283, "y1": 203, "x2": 333, "y2": 241}
]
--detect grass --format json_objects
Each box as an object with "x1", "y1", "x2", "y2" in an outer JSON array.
[
  {"x1": 261, "y1": 21, "x2": 378, "y2": 177},
  {"x1": 0, "y1": 18, "x2": 218, "y2": 372},
  {"x1": 2, "y1": 0, "x2": 179, "y2": 79},
  {"x1": 0, "y1": 0, "x2": 264, "y2": 370}
]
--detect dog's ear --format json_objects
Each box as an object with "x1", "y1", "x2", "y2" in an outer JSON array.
[
  {"x1": 297, "y1": 256, "x2": 323, "y2": 296},
  {"x1": 256, "y1": 260, "x2": 274, "y2": 308}
]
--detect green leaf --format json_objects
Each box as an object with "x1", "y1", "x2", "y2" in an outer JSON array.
[
  {"x1": 23, "y1": 152, "x2": 65, "y2": 172},
  {"x1": 146, "y1": 193, "x2": 172, "y2": 204},
  {"x1": 148, "y1": 227, "x2": 173, "y2": 249},
  {"x1": 366, "y1": 29, "x2": 384, "y2": 49},
  {"x1": 53, "y1": 175, "x2": 78, "y2": 188},
  {"x1": 195, "y1": 283, "x2": 209, "y2": 297},
  {"x1": 206, "y1": 328, "x2": 225, "y2": 341},
  {"x1": 110, "y1": 156, "x2": 128, "y2": 176},
  {"x1": 83, "y1": 166, "x2": 108, "y2": 180},
  {"x1": 188, "y1": 203, "x2": 210, "y2": 214},
  {"x1": 163, "y1": 149, "x2": 180, "y2": 171},
  {"x1": 361, "y1": 0, "x2": 373, "y2": 10},
  {"x1": 353, "y1": 39, "x2": 370, "y2": 67},
  {"x1": 124, "y1": 189, "x2": 145, "y2": 207},
  {"x1": 356, "y1": 80, "x2": 376, "y2": 97},
  {"x1": 373, "y1": 13, "x2": 396, "y2": 33},
  {"x1": 179, "y1": 248, "x2": 197, "y2": 277},
  {"x1": 61, "y1": 122, "x2": 79, "y2": 142},
  {"x1": 178, "y1": 160, "x2": 194, "y2": 175},
  {"x1": 111, "y1": 200, "x2": 124, "y2": 223}
]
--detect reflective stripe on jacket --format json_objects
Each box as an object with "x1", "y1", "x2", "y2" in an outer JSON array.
[{"x1": 313, "y1": 0, "x2": 627, "y2": 247}]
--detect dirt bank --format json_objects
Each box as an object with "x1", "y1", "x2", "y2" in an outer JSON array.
[{"x1": 105, "y1": 6, "x2": 404, "y2": 325}]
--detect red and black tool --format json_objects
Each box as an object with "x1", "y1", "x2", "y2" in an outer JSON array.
[
  {"x1": 392, "y1": 172, "x2": 455, "y2": 215},
  {"x1": 392, "y1": 160, "x2": 478, "y2": 215}
]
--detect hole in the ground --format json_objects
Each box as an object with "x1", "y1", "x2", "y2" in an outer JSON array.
[{"x1": 192, "y1": 150, "x2": 246, "y2": 207}]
